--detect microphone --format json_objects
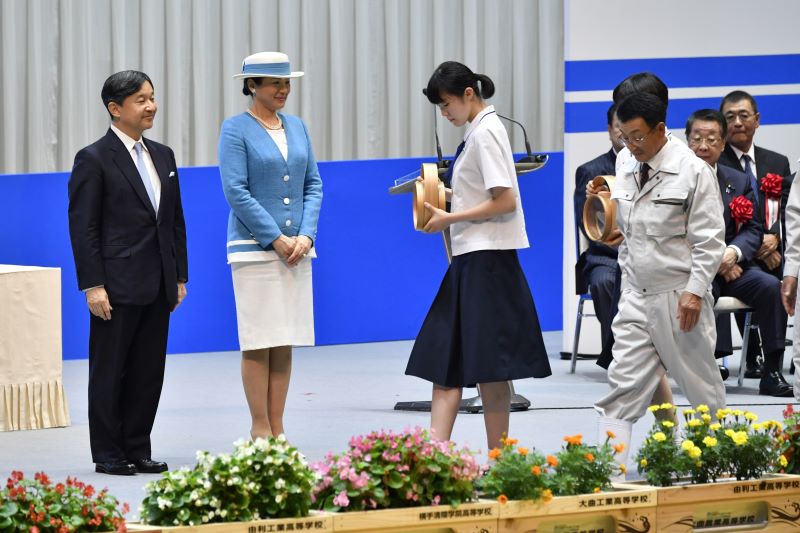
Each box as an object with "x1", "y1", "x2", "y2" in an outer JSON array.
[
  {"x1": 497, "y1": 113, "x2": 547, "y2": 164},
  {"x1": 433, "y1": 106, "x2": 450, "y2": 175}
]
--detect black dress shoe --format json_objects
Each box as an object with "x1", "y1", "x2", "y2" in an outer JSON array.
[
  {"x1": 719, "y1": 365, "x2": 729, "y2": 381},
  {"x1": 132, "y1": 458, "x2": 168, "y2": 474},
  {"x1": 95, "y1": 461, "x2": 136, "y2": 476},
  {"x1": 759, "y1": 371, "x2": 794, "y2": 397},
  {"x1": 744, "y1": 364, "x2": 763, "y2": 379}
]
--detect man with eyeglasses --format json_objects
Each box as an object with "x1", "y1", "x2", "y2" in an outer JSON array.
[
  {"x1": 574, "y1": 103, "x2": 625, "y2": 369},
  {"x1": 718, "y1": 90, "x2": 794, "y2": 380},
  {"x1": 593, "y1": 92, "x2": 726, "y2": 476},
  {"x1": 686, "y1": 109, "x2": 791, "y2": 396}
]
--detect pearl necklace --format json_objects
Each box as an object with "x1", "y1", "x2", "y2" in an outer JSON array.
[{"x1": 248, "y1": 110, "x2": 283, "y2": 131}]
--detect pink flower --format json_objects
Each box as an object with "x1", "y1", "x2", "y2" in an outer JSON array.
[
  {"x1": 432, "y1": 495, "x2": 441, "y2": 506},
  {"x1": 333, "y1": 490, "x2": 350, "y2": 508}
]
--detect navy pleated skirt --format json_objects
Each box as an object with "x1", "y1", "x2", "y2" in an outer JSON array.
[{"x1": 405, "y1": 249, "x2": 552, "y2": 388}]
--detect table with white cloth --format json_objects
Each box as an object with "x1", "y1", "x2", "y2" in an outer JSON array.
[{"x1": 0, "y1": 265, "x2": 70, "y2": 431}]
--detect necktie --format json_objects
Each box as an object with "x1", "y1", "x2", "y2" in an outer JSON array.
[
  {"x1": 742, "y1": 154, "x2": 759, "y2": 199},
  {"x1": 443, "y1": 140, "x2": 466, "y2": 187},
  {"x1": 134, "y1": 142, "x2": 158, "y2": 212},
  {"x1": 639, "y1": 163, "x2": 651, "y2": 188}
]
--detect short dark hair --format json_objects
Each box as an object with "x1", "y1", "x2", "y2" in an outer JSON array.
[
  {"x1": 616, "y1": 92, "x2": 667, "y2": 129},
  {"x1": 685, "y1": 109, "x2": 727, "y2": 139},
  {"x1": 423, "y1": 61, "x2": 495, "y2": 104},
  {"x1": 242, "y1": 78, "x2": 265, "y2": 96},
  {"x1": 606, "y1": 103, "x2": 616, "y2": 126},
  {"x1": 612, "y1": 72, "x2": 669, "y2": 106},
  {"x1": 720, "y1": 90, "x2": 759, "y2": 114},
  {"x1": 101, "y1": 71, "x2": 153, "y2": 120}
]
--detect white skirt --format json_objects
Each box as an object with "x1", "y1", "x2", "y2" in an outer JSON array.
[{"x1": 230, "y1": 259, "x2": 315, "y2": 351}]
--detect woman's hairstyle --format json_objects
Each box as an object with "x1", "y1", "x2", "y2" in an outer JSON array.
[
  {"x1": 101, "y1": 70, "x2": 153, "y2": 119},
  {"x1": 242, "y1": 78, "x2": 265, "y2": 96},
  {"x1": 423, "y1": 61, "x2": 495, "y2": 104}
]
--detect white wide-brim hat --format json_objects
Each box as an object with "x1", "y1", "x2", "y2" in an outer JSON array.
[{"x1": 233, "y1": 51, "x2": 304, "y2": 79}]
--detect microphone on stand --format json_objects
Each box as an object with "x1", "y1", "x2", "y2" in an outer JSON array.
[
  {"x1": 497, "y1": 113, "x2": 547, "y2": 164},
  {"x1": 433, "y1": 106, "x2": 450, "y2": 176}
]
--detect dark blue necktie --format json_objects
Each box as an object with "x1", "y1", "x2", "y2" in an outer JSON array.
[
  {"x1": 742, "y1": 154, "x2": 759, "y2": 206},
  {"x1": 443, "y1": 140, "x2": 466, "y2": 187}
]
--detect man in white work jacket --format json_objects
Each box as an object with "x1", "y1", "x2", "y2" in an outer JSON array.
[{"x1": 593, "y1": 92, "x2": 727, "y2": 473}]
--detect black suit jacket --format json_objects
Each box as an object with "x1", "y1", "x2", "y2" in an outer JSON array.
[
  {"x1": 718, "y1": 143, "x2": 793, "y2": 238},
  {"x1": 68, "y1": 129, "x2": 188, "y2": 307},
  {"x1": 715, "y1": 164, "x2": 762, "y2": 263}
]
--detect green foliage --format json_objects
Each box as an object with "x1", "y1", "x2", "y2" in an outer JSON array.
[{"x1": 140, "y1": 435, "x2": 317, "y2": 526}]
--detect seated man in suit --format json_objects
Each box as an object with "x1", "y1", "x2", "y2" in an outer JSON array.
[
  {"x1": 686, "y1": 109, "x2": 791, "y2": 396},
  {"x1": 718, "y1": 91, "x2": 794, "y2": 378},
  {"x1": 574, "y1": 103, "x2": 624, "y2": 369}
]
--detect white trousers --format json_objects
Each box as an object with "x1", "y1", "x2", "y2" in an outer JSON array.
[{"x1": 595, "y1": 289, "x2": 726, "y2": 422}]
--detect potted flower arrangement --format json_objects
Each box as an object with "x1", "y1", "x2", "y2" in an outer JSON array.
[
  {"x1": 310, "y1": 427, "x2": 495, "y2": 532},
  {"x1": 134, "y1": 435, "x2": 330, "y2": 532},
  {"x1": 630, "y1": 403, "x2": 800, "y2": 532},
  {"x1": 0, "y1": 471, "x2": 128, "y2": 532},
  {"x1": 778, "y1": 403, "x2": 800, "y2": 474},
  {"x1": 480, "y1": 435, "x2": 655, "y2": 533}
]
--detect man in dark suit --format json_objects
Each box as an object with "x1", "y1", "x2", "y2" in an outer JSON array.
[
  {"x1": 718, "y1": 91, "x2": 794, "y2": 379},
  {"x1": 574, "y1": 103, "x2": 624, "y2": 368},
  {"x1": 68, "y1": 71, "x2": 189, "y2": 475},
  {"x1": 687, "y1": 109, "x2": 791, "y2": 396}
]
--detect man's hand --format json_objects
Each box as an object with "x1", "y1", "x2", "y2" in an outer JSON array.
[
  {"x1": 761, "y1": 249, "x2": 782, "y2": 271},
  {"x1": 86, "y1": 286, "x2": 112, "y2": 320},
  {"x1": 172, "y1": 282, "x2": 187, "y2": 312},
  {"x1": 782, "y1": 276, "x2": 798, "y2": 316},
  {"x1": 718, "y1": 247, "x2": 738, "y2": 275},
  {"x1": 606, "y1": 228, "x2": 624, "y2": 247},
  {"x1": 676, "y1": 291, "x2": 702, "y2": 332},
  {"x1": 757, "y1": 233, "x2": 780, "y2": 259},
  {"x1": 722, "y1": 264, "x2": 743, "y2": 283}
]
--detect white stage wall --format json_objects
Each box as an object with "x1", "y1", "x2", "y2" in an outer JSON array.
[{"x1": 562, "y1": 0, "x2": 800, "y2": 354}]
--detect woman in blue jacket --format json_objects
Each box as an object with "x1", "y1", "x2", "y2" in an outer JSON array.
[{"x1": 218, "y1": 52, "x2": 322, "y2": 440}]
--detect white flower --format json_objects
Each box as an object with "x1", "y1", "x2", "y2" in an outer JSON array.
[{"x1": 275, "y1": 478, "x2": 286, "y2": 489}]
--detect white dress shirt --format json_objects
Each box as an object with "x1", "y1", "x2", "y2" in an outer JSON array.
[{"x1": 111, "y1": 124, "x2": 162, "y2": 211}]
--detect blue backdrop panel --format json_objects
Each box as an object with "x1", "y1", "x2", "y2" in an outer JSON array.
[{"x1": 0, "y1": 153, "x2": 563, "y2": 359}]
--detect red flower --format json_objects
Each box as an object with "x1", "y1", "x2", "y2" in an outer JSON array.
[
  {"x1": 760, "y1": 173, "x2": 783, "y2": 199},
  {"x1": 729, "y1": 195, "x2": 754, "y2": 227}
]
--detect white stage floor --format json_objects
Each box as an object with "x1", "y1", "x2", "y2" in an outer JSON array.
[{"x1": 1, "y1": 331, "x2": 795, "y2": 519}]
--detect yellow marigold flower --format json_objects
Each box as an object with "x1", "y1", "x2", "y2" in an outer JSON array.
[
  {"x1": 546, "y1": 455, "x2": 558, "y2": 467},
  {"x1": 701, "y1": 414, "x2": 712, "y2": 423},
  {"x1": 640, "y1": 458, "x2": 648, "y2": 468},
  {"x1": 606, "y1": 430, "x2": 616, "y2": 439},
  {"x1": 732, "y1": 431, "x2": 748, "y2": 446},
  {"x1": 780, "y1": 455, "x2": 789, "y2": 467},
  {"x1": 716, "y1": 409, "x2": 729, "y2": 420},
  {"x1": 653, "y1": 432, "x2": 667, "y2": 442},
  {"x1": 542, "y1": 489, "x2": 553, "y2": 502},
  {"x1": 585, "y1": 452, "x2": 595, "y2": 462},
  {"x1": 752, "y1": 423, "x2": 763, "y2": 432},
  {"x1": 660, "y1": 402, "x2": 674, "y2": 409},
  {"x1": 687, "y1": 419, "x2": 702, "y2": 428},
  {"x1": 594, "y1": 487, "x2": 601, "y2": 493},
  {"x1": 614, "y1": 443, "x2": 626, "y2": 453},
  {"x1": 564, "y1": 434, "x2": 583, "y2": 446},
  {"x1": 745, "y1": 412, "x2": 758, "y2": 422},
  {"x1": 531, "y1": 465, "x2": 541, "y2": 476},
  {"x1": 647, "y1": 405, "x2": 661, "y2": 412},
  {"x1": 498, "y1": 494, "x2": 508, "y2": 504},
  {"x1": 710, "y1": 423, "x2": 722, "y2": 431},
  {"x1": 688, "y1": 446, "x2": 702, "y2": 459},
  {"x1": 683, "y1": 408, "x2": 696, "y2": 417},
  {"x1": 731, "y1": 409, "x2": 744, "y2": 417},
  {"x1": 518, "y1": 447, "x2": 529, "y2": 456},
  {"x1": 661, "y1": 421, "x2": 675, "y2": 428},
  {"x1": 724, "y1": 429, "x2": 736, "y2": 438},
  {"x1": 696, "y1": 404, "x2": 710, "y2": 413},
  {"x1": 702, "y1": 436, "x2": 718, "y2": 447},
  {"x1": 681, "y1": 440, "x2": 695, "y2": 451},
  {"x1": 619, "y1": 463, "x2": 627, "y2": 474},
  {"x1": 488, "y1": 448, "x2": 502, "y2": 460}
]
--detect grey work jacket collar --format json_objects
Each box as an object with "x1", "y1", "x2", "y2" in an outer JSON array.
[{"x1": 636, "y1": 140, "x2": 681, "y2": 198}]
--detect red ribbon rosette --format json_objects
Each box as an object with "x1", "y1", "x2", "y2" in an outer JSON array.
[
  {"x1": 729, "y1": 195, "x2": 753, "y2": 228},
  {"x1": 760, "y1": 173, "x2": 783, "y2": 199}
]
